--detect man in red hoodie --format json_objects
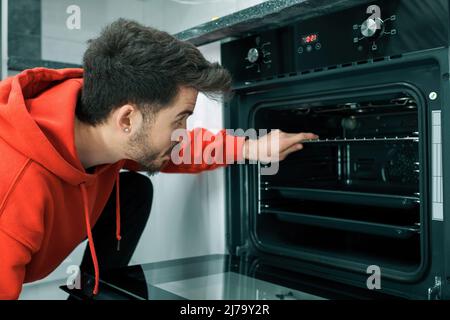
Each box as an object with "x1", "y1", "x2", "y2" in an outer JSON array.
[{"x1": 0, "y1": 19, "x2": 317, "y2": 299}]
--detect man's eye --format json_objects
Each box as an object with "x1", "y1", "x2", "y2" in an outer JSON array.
[{"x1": 174, "y1": 114, "x2": 190, "y2": 127}]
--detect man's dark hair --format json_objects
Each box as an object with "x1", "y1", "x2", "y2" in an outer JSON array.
[{"x1": 77, "y1": 18, "x2": 232, "y2": 125}]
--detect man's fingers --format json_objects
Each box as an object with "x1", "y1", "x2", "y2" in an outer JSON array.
[
  {"x1": 289, "y1": 132, "x2": 319, "y2": 142},
  {"x1": 278, "y1": 131, "x2": 318, "y2": 152},
  {"x1": 279, "y1": 143, "x2": 304, "y2": 160}
]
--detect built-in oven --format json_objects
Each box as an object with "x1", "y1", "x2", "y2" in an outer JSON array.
[{"x1": 222, "y1": 0, "x2": 450, "y2": 299}]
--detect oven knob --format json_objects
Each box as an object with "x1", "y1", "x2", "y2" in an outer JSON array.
[
  {"x1": 360, "y1": 18, "x2": 384, "y2": 38},
  {"x1": 247, "y1": 48, "x2": 260, "y2": 63}
]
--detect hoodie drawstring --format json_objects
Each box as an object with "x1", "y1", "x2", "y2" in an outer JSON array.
[
  {"x1": 79, "y1": 173, "x2": 122, "y2": 296},
  {"x1": 115, "y1": 173, "x2": 122, "y2": 251},
  {"x1": 80, "y1": 183, "x2": 100, "y2": 296}
]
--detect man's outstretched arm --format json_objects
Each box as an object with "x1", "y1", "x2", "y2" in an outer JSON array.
[{"x1": 123, "y1": 128, "x2": 318, "y2": 174}]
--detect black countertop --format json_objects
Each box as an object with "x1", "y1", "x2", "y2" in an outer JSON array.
[
  {"x1": 61, "y1": 254, "x2": 396, "y2": 300},
  {"x1": 175, "y1": 0, "x2": 372, "y2": 46}
]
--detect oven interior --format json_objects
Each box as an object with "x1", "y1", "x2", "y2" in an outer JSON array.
[{"x1": 251, "y1": 92, "x2": 425, "y2": 277}]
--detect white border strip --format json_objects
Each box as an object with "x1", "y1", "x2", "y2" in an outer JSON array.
[{"x1": 1, "y1": 0, "x2": 8, "y2": 79}]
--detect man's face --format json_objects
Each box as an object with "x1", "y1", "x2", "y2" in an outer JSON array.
[{"x1": 124, "y1": 87, "x2": 197, "y2": 175}]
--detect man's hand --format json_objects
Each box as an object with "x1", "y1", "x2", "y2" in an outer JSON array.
[{"x1": 243, "y1": 130, "x2": 319, "y2": 163}]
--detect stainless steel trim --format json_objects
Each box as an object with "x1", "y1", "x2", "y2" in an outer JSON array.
[{"x1": 432, "y1": 111, "x2": 444, "y2": 221}]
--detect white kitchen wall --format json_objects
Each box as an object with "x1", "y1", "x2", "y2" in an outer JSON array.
[{"x1": 41, "y1": 0, "x2": 164, "y2": 64}]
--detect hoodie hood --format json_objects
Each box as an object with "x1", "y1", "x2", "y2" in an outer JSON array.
[
  {"x1": 0, "y1": 67, "x2": 96, "y2": 185},
  {"x1": 0, "y1": 67, "x2": 123, "y2": 296}
]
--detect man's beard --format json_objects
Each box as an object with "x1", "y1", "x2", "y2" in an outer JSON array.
[{"x1": 124, "y1": 127, "x2": 165, "y2": 176}]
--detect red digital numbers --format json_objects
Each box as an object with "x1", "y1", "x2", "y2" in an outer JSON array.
[{"x1": 303, "y1": 34, "x2": 318, "y2": 44}]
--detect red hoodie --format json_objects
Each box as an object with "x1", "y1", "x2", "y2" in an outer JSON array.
[{"x1": 0, "y1": 68, "x2": 245, "y2": 299}]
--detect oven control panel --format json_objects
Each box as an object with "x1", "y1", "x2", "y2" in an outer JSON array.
[{"x1": 222, "y1": 0, "x2": 449, "y2": 84}]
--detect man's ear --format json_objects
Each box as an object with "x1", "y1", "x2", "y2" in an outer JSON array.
[{"x1": 114, "y1": 104, "x2": 139, "y2": 133}]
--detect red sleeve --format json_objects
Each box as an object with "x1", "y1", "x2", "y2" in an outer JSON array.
[
  {"x1": 0, "y1": 229, "x2": 33, "y2": 299},
  {"x1": 0, "y1": 164, "x2": 47, "y2": 299},
  {"x1": 162, "y1": 128, "x2": 246, "y2": 174}
]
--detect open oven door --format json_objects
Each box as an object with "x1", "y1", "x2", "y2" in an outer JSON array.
[{"x1": 223, "y1": 55, "x2": 449, "y2": 299}]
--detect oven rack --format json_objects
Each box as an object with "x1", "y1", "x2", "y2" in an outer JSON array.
[
  {"x1": 263, "y1": 209, "x2": 420, "y2": 240},
  {"x1": 261, "y1": 186, "x2": 420, "y2": 209},
  {"x1": 301, "y1": 136, "x2": 419, "y2": 144}
]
